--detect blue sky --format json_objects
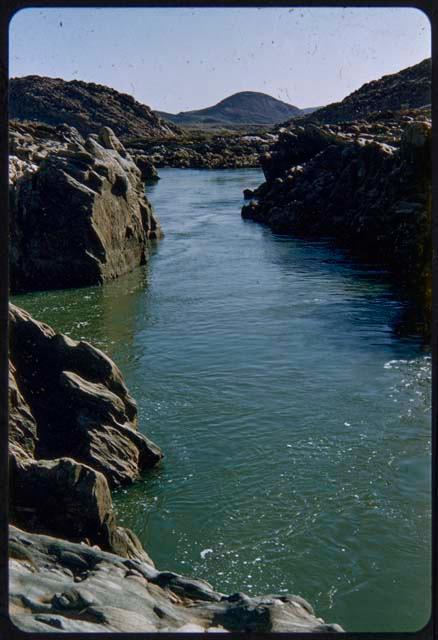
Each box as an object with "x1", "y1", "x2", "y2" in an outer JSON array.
[{"x1": 9, "y1": 7, "x2": 430, "y2": 113}]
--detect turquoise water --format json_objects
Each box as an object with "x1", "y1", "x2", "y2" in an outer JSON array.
[{"x1": 13, "y1": 168, "x2": 431, "y2": 632}]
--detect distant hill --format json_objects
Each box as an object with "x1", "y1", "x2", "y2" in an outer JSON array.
[
  {"x1": 9, "y1": 75, "x2": 179, "y2": 141},
  {"x1": 306, "y1": 58, "x2": 431, "y2": 124},
  {"x1": 157, "y1": 91, "x2": 302, "y2": 126},
  {"x1": 299, "y1": 106, "x2": 321, "y2": 115}
]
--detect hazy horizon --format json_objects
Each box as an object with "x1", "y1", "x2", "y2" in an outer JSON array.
[{"x1": 9, "y1": 7, "x2": 431, "y2": 113}]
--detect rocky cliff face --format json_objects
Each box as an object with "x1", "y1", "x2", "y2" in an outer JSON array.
[
  {"x1": 10, "y1": 125, "x2": 162, "y2": 292},
  {"x1": 9, "y1": 75, "x2": 179, "y2": 141},
  {"x1": 303, "y1": 58, "x2": 431, "y2": 124},
  {"x1": 242, "y1": 109, "x2": 432, "y2": 326},
  {"x1": 8, "y1": 305, "x2": 342, "y2": 633}
]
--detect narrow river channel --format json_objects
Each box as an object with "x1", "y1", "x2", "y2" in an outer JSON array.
[{"x1": 13, "y1": 167, "x2": 431, "y2": 632}]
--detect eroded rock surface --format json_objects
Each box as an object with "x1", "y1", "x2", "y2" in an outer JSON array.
[
  {"x1": 9, "y1": 527, "x2": 343, "y2": 633},
  {"x1": 8, "y1": 304, "x2": 161, "y2": 560},
  {"x1": 10, "y1": 125, "x2": 162, "y2": 292},
  {"x1": 9, "y1": 304, "x2": 163, "y2": 487}
]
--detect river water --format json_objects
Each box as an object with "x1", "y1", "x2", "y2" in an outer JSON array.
[{"x1": 13, "y1": 168, "x2": 431, "y2": 632}]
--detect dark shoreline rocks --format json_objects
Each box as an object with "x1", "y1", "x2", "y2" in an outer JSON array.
[
  {"x1": 242, "y1": 109, "x2": 432, "y2": 333},
  {"x1": 10, "y1": 125, "x2": 162, "y2": 293},
  {"x1": 9, "y1": 304, "x2": 163, "y2": 488}
]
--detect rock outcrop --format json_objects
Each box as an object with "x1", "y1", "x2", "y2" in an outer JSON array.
[
  {"x1": 9, "y1": 110, "x2": 275, "y2": 173},
  {"x1": 9, "y1": 75, "x2": 179, "y2": 140},
  {"x1": 243, "y1": 111, "x2": 431, "y2": 272},
  {"x1": 242, "y1": 110, "x2": 432, "y2": 330},
  {"x1": 10, "y1": 125, "x2": 162, "y2": 292},
  {"x1": 9, "y1": 304, "x2": 162, "y2": 487},
  {"x1": 9, "y1": 526, "x2": 343, "y2": 633},
  {"x1": 133, "y1": 154, "x2": 160, "y2": 182},
  {"x1": 8, "y1": 304, "x2": 162, "y2": 560}
]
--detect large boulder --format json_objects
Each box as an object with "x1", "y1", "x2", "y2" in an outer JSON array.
[
  {"x1": 9, "y1": 526, "x2": 343, "y2": 633},
  {"x1": 10, "y1": 126, "x2": 162, "y2": 292}
]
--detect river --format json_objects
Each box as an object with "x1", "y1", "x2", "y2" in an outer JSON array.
[{"x1": 13, "y1": 167, "x2": 431, "y2": 632}]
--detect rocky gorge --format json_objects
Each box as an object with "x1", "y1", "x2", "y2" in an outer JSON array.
[{"x1": 7, "y1": 56, "x2": 431, "y2": 633}]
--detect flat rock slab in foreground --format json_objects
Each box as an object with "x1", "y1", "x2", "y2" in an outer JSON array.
[{"x1": 9, "y1": 527, "x2": 343, "y2": 633}]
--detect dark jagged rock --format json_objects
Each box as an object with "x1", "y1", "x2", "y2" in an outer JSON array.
[
  {"x1": 266, "y1": 107, "x2": 431, "y2": 183},
  {"x1": 9, "y1": 526, "x2": 343, "y2": 633},
  {"x1": 133, "y1": 153, "x2": 160, "y2": 182},
  {"x1": 9, "y1": 75, "x2": 179, "y2": 140},
  {"x1": 8, "y1": 362, "x2": 37, "y2": 461},
  {"x1": 11, "y1": 456, "x2": 114, "y2": 546},
  {"x1": 242, "y1": 111, "x2": 432, "y2": 330},
  {"x1": 10, "y1": 126, "x2": 162, "y2": 292},
  {"x1": 303, "y1": 58, "x2": 431, "y2": 124}
]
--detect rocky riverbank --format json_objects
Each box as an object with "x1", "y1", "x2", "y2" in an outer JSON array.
[
  {"x1": 8, "y1": 304, "x2": 343, "y2": 633},
  {"x1": 242, "y1": 108, "x2": 432, "y2": 332},
  {"x1": 302, "y1": 58, "x2": 430, "y2": 125},
  {"x1": 9, "y1": 303, "x2": 162, "y2": 560},
  {"x1": 9, "y1": 123, "x2": 162, "y2": 292}
]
